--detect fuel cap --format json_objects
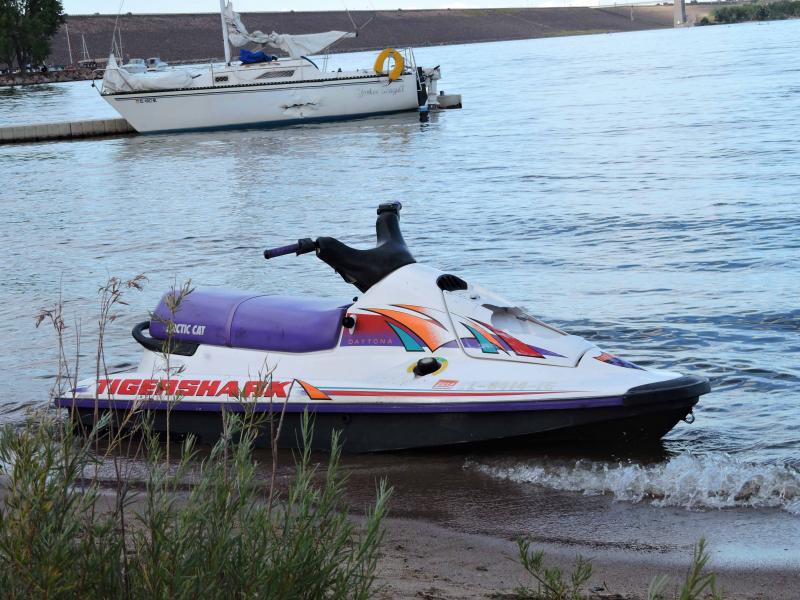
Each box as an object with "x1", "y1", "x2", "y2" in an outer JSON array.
[{"x1": 413, "y1": 357, "x2": 441, "y2": 377}]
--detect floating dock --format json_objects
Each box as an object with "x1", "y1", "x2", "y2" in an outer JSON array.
[{"x1": 0, "y1": 118, "x2": 135, "y2": 144}]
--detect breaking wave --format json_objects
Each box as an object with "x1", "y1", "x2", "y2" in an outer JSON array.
[{"x1": 469, "y1": 453, "x2": 800, "y2": 514}]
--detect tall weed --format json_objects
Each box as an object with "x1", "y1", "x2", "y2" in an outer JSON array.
[{"x1": 0, "y1": 412, "x2": 389, "y2": 599}]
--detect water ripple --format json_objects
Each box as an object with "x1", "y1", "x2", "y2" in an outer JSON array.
[{"x1": 1, "y1": 21, "x2": 799, "y2": 475}]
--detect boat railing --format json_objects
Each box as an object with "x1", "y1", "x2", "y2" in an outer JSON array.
[{"x1": 404, "y1": 47, "x2": 417, "y2": 74}]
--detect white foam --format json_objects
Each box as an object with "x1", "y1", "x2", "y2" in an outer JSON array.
[{"x1": 468, "y1": 453, "x2": 800, "y2": 514}]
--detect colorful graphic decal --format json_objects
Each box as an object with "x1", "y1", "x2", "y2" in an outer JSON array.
[
  {"x1": 96, "y1": 378, "x2": 576, "y2": 400},
  {"x1": 462, "y1": 321, "x2": 504, "y2": 354},
  {"x1": 387, "y1": 323, "x2": 424, "y2": 352},
  {"x1": 340, "y1": 305, "x2": 564, "y2": 359},
  {"x1": 340, "y1": 313, "x2": 426, "y2": 350},
  {"x1": 393, "y1": 304, "x2": 448, "y2": 328},
  {"x1": 363, "y1": 307, "x2": 454, "y2": 351},
  {"x1": 295, "y1": 380, "x2": 332, "y2": 400},
  {"x1": 460, "y1": 317, "x2": 564, "y2": 358},
  {"x1": 95, "y1": 378, "x2": 332, "y2": 400},
  {"x1": 595, "y1": 352, "x2": 643, "y2": 370}
]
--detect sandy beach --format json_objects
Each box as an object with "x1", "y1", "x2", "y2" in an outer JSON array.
[
  {"x1": 374, "y1": 516, "x2": 797, "y2": 599},
  {"x1": 1, "y1": 454, "x2": 797, "y2": 600}
]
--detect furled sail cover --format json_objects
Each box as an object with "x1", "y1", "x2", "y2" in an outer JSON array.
[
  {"x1": 102, "y1": 54, "x2": 202, "y2": 93},
  {"x1": 223, "y1": 2, "x2": 355, "y2": 58}
]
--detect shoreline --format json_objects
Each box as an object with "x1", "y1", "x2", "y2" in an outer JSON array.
[
  {"x1": 1, "y1": 3, "x2": 733, "y2": 89},
  {"x1": 334, "y1": 447, "x2": 800, "y2": 599},
  {"x1": 5, "y1": 4, "x2": 720, "y2": 89},
  {"x1": 0, "y1": 69, "x2": 95, "y2": 88},
  {"x1": 2, "y1": 28, "x2": 642, "y2": 89},
  {"x1": 4, "y1": 467, "x2": 794, "y2": 599},
  {"x1": 374, "y1": 515, "x2": 797, "y2": 599}
]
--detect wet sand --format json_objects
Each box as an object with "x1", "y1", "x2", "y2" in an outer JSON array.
[{"x1": 336, "y1": 449, "x2": 800, "y2": 599}]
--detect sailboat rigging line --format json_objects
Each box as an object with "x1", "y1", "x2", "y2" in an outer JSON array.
[
  {"x1": 358, "y1": 15, "x2": 376, "y2": 30},
  {"x1": 343, "y1": 2, "x2": 376, "y2": 32},
  {"x1": 344, "y1": 4, "x2": 358, "y2": 31},
  {"x1": 109, "y1": 0, "x2": 126, "y2": 58},
  {"x1": 65, "y1": 22, "x2": 73, "y2": 65}
]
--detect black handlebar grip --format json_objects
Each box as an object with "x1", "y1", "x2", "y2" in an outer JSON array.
[
  {"x1": 263, "y1": 238, "x2": 317, "y2": 259},
  {"x1": 264, "y1": 243, "x2": 300, "y2": 259}
]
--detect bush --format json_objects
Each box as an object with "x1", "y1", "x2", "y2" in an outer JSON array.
[
  {"x1": 511, "y1": 537, "x2": 723, "y2": 600},
  {"x1": 0, "y1": 412, "x2": 390, "y2": 599},
  {"x1": 515, "y1": 538, "x2": 592, "y2": 600}
]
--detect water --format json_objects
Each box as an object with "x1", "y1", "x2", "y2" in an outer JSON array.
[{"x1": 2, "y1": 21, "x2": 800, "y2": 520}]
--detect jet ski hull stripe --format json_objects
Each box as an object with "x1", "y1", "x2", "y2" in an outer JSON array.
[{"x1": 56, "y1": 396, "x2": 625, "y2": 413}]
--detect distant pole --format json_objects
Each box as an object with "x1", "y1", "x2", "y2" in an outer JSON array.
[
  {"x1": 65, "y1": 22, "x2": 74, "y2": 65},
  {"x1": 219, "y1": 0, "x2": 232, "y2": 65},
  {"x1": 674, "y1": 0, "x2": 686, "y2": 25}
]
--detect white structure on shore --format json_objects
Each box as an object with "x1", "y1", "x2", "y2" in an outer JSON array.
[{"x1": 674, "y1": 0, "x2": 687, "y2": 25}]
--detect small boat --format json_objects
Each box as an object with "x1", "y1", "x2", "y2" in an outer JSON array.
[
  {"x1": 120, "y1": 58, "x2": 147, "y2": 74},
  {"x1": 58, "y1": 203, "x2": 710, "y2": 452},
  {"x1": 145, "y1": 57, "x2": 169, "y2": 72},
  {"x1": 96, "y1": 1, "x2": 451, "y2": 133}
]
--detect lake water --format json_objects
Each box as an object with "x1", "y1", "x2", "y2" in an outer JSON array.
[{"x1": 1, "y1": 20, "x2": 799, "y2": 522}]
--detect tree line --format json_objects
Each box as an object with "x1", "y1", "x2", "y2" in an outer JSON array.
[
  {"x1": 704, "y1": 0, "x2": 800, "y2": 24},
  {"x1": 0, "y1": 0, "x2": 65, "y2": 70}
]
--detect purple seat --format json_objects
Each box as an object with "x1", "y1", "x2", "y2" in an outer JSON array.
[{"x1": 149, "y1": 288, "x2": 351, "y2": 353}]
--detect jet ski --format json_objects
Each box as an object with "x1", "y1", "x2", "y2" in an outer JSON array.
[{"x1": 57, "y1": 202, "x2": 710, "y2": 452}]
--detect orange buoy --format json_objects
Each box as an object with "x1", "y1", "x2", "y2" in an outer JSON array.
[{"x1": 373, "y1": 48, "x2": 405, "y2": 81}]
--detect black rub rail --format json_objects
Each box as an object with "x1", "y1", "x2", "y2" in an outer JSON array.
[{"x1": 623, "y1": 375, "x2": 710, "y2": 406}]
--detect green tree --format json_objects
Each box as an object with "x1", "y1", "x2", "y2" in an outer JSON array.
[
  {"x1": 0, "y1": 2, "x2": 17, "y2": 68},
  {"x1": 0, "y1": 0, "x2": 64, "y2": 69}
]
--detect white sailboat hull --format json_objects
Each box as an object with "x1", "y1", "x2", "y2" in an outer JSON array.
[{"x1": 102, "y1": 73, "x2": 420, "y2": 133}]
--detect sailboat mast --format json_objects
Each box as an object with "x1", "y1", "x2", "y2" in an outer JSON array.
[
  {"x1": 115, "y1": 29, "x2": 124, "y2": 61},
  {"x1": 219, "y1": 0, "x2": 232, "y2": 65},
  {"x1": 65, "y1": 23, "x2": 73, "y2": 64}
]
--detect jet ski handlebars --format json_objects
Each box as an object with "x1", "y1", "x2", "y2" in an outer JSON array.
[{"x1": 263, "y1": 202, "x2": 417, "y2": 293}]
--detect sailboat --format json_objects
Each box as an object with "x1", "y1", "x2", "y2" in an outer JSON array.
[{"x1": 98, "y1": 1, "x2": 446, "y2": 133}]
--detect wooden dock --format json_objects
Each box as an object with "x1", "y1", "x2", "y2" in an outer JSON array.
[{"x1": 0, "y1": 118, "x2": 135, "y2": 144}]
